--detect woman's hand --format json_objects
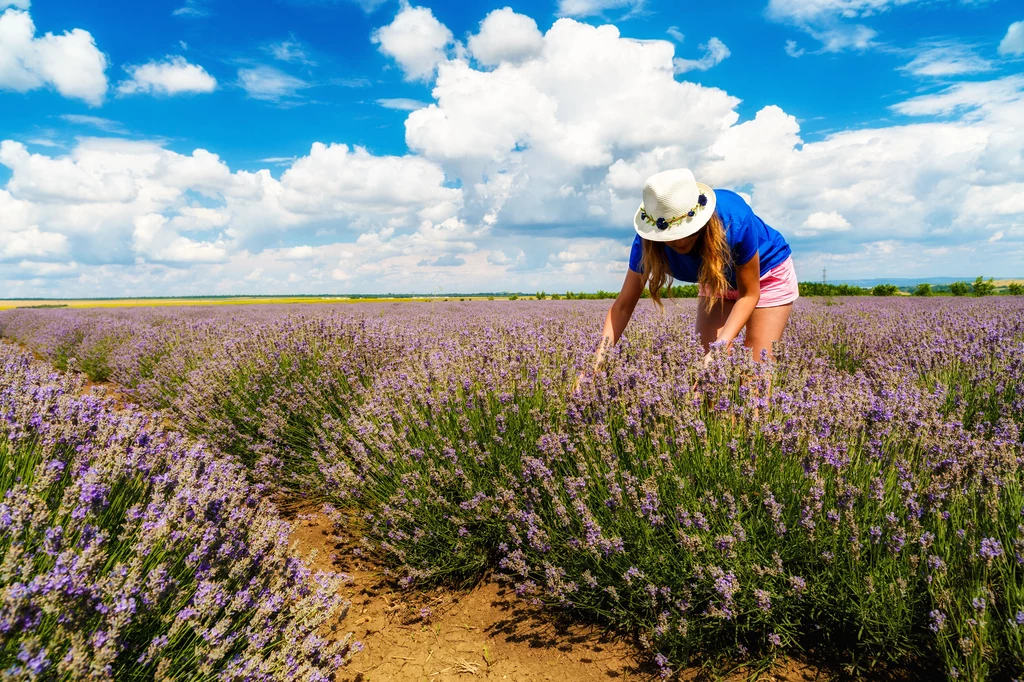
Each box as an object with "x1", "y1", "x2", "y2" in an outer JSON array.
[
  {"x1": 572, "y1": 370, "x2": 587, "y2": 393},
  {"x1": 712, "y1": 252, "x2": 760, "y2": 348},
  {"x1": 573, "y1": 355, "x2": 602, "y2": 392},
  {"x1": 693, "y1": 349, "x2": 713, "y2": 393},
  {"x1": 575, "y1": 267, "x2": 644, "y2": 394},
  {"x1": 693, "y1": 340, "x2": 729, "y2": 392}
]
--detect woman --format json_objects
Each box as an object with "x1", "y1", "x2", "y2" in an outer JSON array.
[{"x1": 583, "y1": 168, "x2": 798, "y2": 378}]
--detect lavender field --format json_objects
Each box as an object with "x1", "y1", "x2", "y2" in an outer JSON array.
[
  {"x1": 2, "y1": 297, "x2": 1023, "y2": 681},
  {"x1": 0, "y1": 338, "x2": 358, "y2": 680}
]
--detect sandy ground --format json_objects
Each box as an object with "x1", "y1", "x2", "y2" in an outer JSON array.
[
  {"x1": 287, "y1": 508, "x2": 651, "y2": 682},
  {"x1": 284, "y1": 507, "x2": 827, "y2": 682}
]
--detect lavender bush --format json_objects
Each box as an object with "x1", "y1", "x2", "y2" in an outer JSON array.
[
  {"x1": 2, "y1": 297, "x2": 1023, "y2": 680},
  {"x1": 0, "y1": 340, "x2": 358, "y2": 680}
]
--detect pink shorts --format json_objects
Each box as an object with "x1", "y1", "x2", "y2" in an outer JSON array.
[{"x1": 698, "y1": 255, "x2": 799, "y2": 307}]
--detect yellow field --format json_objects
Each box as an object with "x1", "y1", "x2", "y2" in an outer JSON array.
[{"x1": 0, "y1": 296, "x2": 510, "y2": 311}]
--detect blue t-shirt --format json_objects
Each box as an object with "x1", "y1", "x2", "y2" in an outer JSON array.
[{"x1": 628, "y1": 189, "x2": 791, "y2": 287}]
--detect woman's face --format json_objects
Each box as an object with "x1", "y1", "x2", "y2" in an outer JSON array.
[{"x1": 665, "y1": 228, "x2": 702, "y2": 255}]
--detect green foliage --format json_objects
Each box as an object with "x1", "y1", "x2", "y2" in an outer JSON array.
[
  {"x1": 565, "y1": 290, "x2": 618, "y2": 300},
  {"x1": 871, "y1": 283, "x2": 899, "y2": 297},
  {"x1": 972, "y1": 276, "x2": 996, "y2": 297},
  {"x1": 949, "y1": 281, "x2": 970, "y2": 296},
  {"x1": 508, "y1": 294, "x2": 518, "y2": 300},
  {"x1": 488, "y1": 296, "x2": 495, "y2": 300},
  {"x1": 669, "y1": 284, "x2": 700, "y2": 298},
  {"x1": 799, "y1": 282, "x2": 869, "y2": 297},
  {"x1": 535, "y1": 290, "x2": 546, "y2": 300},
  {"x1": 1008, "y1": 283, "x2": 1024, "y2": 296},
  {"x1": 913, "y1": 283, "x2": 933, "y2": 297},
  {"x1": 636, "y1": 284, "x2": 699, "y2": 299}
]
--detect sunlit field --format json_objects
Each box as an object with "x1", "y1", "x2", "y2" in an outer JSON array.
[{"x1": 2, "y1": 296, "x2": 1022, "y2": 680}]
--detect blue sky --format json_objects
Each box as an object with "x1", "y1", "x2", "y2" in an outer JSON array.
[{"x1": 1, "y1": 0, "x2": 1022, "y2": 296}]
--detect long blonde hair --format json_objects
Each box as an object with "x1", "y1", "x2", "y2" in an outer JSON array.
[{"x1": 640, "y1": 211, "x2": 733, "y2": 313}]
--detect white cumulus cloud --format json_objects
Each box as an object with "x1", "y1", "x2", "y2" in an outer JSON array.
[
  {"x1": 276, "y1": 141, "x2": 462, "y2": 223},
  {"x1": 131, "y1": 213, "x2": 229, "y2": 264},
  {"x1": 0, "y1": 7, "x2": 107, "y2": 105},
  {"x1": 797, "y1": 210, "x2": 852, "y2": 236},
  {"x1": 117, "y1": 55, "x2": 217, "y2": 96},
  {"x1": 999, "y1": 20, "x2": 1024, "y2": 57},
  {"x1": 371, "y1": 3, "x2": 453, "y2": 82},
  {"x1": 467, "y1": 8, "x2": 544, "y2": 67},
  {"x1": 405, "y1": 18, "x2": 741, "y2": 229},
  {"x1": 0, "y1": 225, "x2": 69, "y2": 260},
  {"x1": 0, "y1": 136, "x2": 464, "y2": 274}
]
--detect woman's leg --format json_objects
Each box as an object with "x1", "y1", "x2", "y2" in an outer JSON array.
[
  {"x1": 744, "y1": 303, "x2": 793, "y2": 361},
  {"x1": 695, "y1": 296, "x2": 734, "y2": 352}
]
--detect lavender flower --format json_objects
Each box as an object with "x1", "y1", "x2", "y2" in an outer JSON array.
[{"x1": 979, "y1": 537, "x2": 1003, "y2": 562}]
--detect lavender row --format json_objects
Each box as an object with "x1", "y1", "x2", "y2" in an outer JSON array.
[
  {"x1": 0, "y1": 340, "x2": 358, "y2": 680},
  {"x1": 2, "y1": 297, "x2": 1023, "y2": 679}
]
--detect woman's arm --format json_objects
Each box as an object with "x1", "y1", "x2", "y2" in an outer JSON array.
[
  {"x1": 715, "y1": 251, "x2": 760, "y2": 349},
  {"x1": 592, "y1": 268, "x2": 646, "y2": 369}
]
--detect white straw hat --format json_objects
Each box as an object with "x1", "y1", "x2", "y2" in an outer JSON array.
[{"x1": 633, "y1": 168, "x2": 717, "y2": 242}]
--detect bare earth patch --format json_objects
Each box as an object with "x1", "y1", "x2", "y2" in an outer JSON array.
[
  {"x1": 286, "y1": 508, "x2": 827, "y2": 682},
  {"x1": 287, "y1": 508, "x2": 643, "y2": 681}
]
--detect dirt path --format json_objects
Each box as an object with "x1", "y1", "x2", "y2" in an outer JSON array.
[
  {"x1": 286, "y1": 507, "x2": 827, "y2": 682},
  {"x1": 287, "y1": 507, "x2": 650, "y2": 681}
]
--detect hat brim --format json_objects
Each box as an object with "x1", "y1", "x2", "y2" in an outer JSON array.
[{"x1": 633, "y1": 183, "x2": 716, "y2": 242}]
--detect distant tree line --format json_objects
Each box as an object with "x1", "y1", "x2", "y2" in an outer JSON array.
[
  {"x1": 551, "y1": 284, "x2": 701, "y2": 300},
  {"x1": 794, "y1": 276, "x2": 1021, "y2": 298},
  {"x1": 906, "y1": 277, "x2": 1013, "y2": 297},
  {"x1": 799, "y1": 282, "x2": 870, "y2": 297},
  {"x1": 522, "y1": 277, "x2": 1022, "y2": 301},
  {"x1": 431, "y1": 277, "x2": 1023, "y2": 301}
]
